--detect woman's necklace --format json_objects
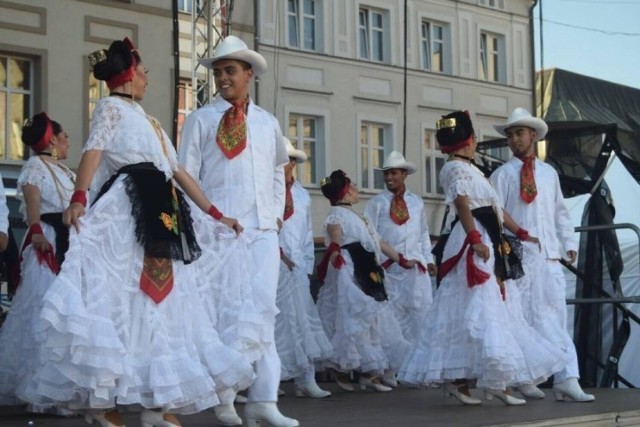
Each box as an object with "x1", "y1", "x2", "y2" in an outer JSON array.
[{"x1": 448, "y1": 153, "x2": 476, "y2": 164}]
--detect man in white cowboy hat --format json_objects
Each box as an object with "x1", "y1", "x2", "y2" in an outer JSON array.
[
  {"x1": 364, "y1": 150, "x2": 436, "y2": 386},
  {"x1": 274, "y1": 137, "x2": 333, "y2": 399},
  {"x1": 179, "y1": 36, "x2": 298, "y2": 426},
  {"x1": 490, "y1": 107, "x2": 595, "y2": 402}
]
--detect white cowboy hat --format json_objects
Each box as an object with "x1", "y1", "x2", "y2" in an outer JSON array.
[
  {"x1": 383, "y1": 150, "x2": 416, "y2": 175},
  {"x1": 493, "y1": 107, "x2": 548, "y2": 140},
  {"x1": 284, "y1": 137, "x2": 307, "y2": 163},
  {"x1": 198, "y1": 35, "x2": 268, "y2": 77}
]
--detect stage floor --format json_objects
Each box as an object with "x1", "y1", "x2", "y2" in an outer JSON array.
[{"x1": 1, "y1": 383, "x2": 638, "y2": 426}]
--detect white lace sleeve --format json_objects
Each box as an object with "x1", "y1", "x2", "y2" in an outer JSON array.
[
  {"x1": 84, "y1": 99, "x2": 120, "y2": 152},
  {"x1": 163, "y1": 129, "x2": 179, "y2": 171},
  {"x1": 441, "y1": 163, "x2": 474, "y2": 203},
  {"x1": 323, "y1": 212, "x2": 345, "y2": 246},
  {"x1": 17, "y1": 159, "x2": 47, "y2": 191}
]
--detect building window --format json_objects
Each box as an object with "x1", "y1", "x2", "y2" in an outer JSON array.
[
  {"x1": 421, "y1": 20, "x2": 450, "y2": 74},
  {"x1": 423, "y1": 130, "x2": 446, "y2": 196},
  {"x1": 88, "y1": 73, "x2": 108, "y2": 127},
  {"x1": 177, "y1": 80, "x2": 196, "y2": 147},
  {"x1": 358, "y1": 6, "x2": 388, "y2": 62},
  {"x1": 0, "y1": 55, "x2": 33, "y2": 161},
  {"x1": 177, "y1": 0, "x2": 202, "y2": 14},
  {"x1": 479, "y1": 31, "x2": 505, "y2": 83},
  {"x1": 287, "y1": 0, "x2": 321, "y2": 51},
  {"x1": 478, "y1": 0, "x2": 505, "y2": 10},
  {"x1": 359, "y1": 121, "x2": 391, "y2": 191},
  {"x1": 288, "y1": 113, "x2": 324, "y2": 185}
]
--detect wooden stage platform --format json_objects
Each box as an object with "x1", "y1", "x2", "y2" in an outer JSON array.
[{"x1": 1, "y1": 382, "x2": 638, "y2": 426}]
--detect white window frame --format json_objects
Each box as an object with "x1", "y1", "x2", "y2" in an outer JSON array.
[
  {"x1": 420, "y1": 19, "x2": 451, "y2": 74},
  {"x1": 285, "y1": 106, "x2": 330, "y2": 187},
  {"x1": 0, "y1": 54, "x2": 34, "y2": 162},
  {"x1": 358, "y1": 6, "x2": 389, "y2": 63},
  {"x1": 88, "y1": 73, "x2": 108, "y2": 133},
  {"x1": 357, "y1": 117, "x2": 394, "y2": 192},
  {"x1": 479, "y1": 31, "x2": 506, "y2": 83},
  {"x1": 287, "y1": 0, "x2": 322, "y2": 52},
  {"x1": 478, "y1": 0, "x2": 506, "y2": 10},
  {"x1": 177, "y1": 0, "x2": 202, "y2": 14},
  {"x1": 421, "y1": 127, "x2": 446, "y2": 198},
  {"x1": 176, "y1": 80, "x2": 196, "y2": 147}
]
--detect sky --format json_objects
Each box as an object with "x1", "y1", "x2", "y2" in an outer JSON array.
[{"x1": 532, "y1": 0, "x2": 640, "y2": 89}]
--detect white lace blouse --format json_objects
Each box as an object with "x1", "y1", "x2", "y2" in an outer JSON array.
[
  {"x1": 17, "y1": 156, "x2": 76, "y2": 221},
  {"x1": 324, "y1": 205, "x2": 383, "y2": 260},
  {"x1": 85, "y1": 97, "x2": 178, "y2": 192},
  {"x1": 439, "y1": 160, "x2": 503, "y2": 223}
]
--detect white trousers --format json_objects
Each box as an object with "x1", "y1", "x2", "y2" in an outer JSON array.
[
  {"x1": 545, "y1": 260, "x2": 580, "y2": 383},
  {"x1": 244, "y1": 229, "x2": 282, "y2": 402}
]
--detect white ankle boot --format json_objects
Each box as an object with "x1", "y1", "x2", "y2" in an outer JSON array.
[
  {"x1": 295, "y1": 380, "x2": 332, "y2": 398},
  {"x1": 381, "y1": 370, "x2": 398, "y2": 387},
  {"x1": 552, "y1": 378, "x2": 595, "y2": 402},
  {"x1": 244, "y1": 402, "x2": 299, "y2": 427},
  {"x1": 214, "y1": 403, "x2": 243, "y2": 426}
]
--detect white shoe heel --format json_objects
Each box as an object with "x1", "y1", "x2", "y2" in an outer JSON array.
[
  {"x1": 484, "y1": 389, "x2": 527, "y2": 406},
  {"x1": 84, "y1": 411, "x2": 126, "y2": 427},
  {"x1": 213, "y1": 403, "x2": 243, "y2": 426},
  {"x1": 518, "y1": 383, "x2": 545, "y2": 399},
  {"x1": 442, "y1": 383, "x2": 482, "y2": 405},
  {"x1": 140, "y1": 410, "x2": 180, "y2": 427},
  {"x1": 295, "y1": 381, "x2": 332, "y2": 398},
  {"x1": 358, "y1": 376, "x2": 392, "y2": 392},
  {"x1": 244, "y1": 402, "x2": 299, "y2": 427}
]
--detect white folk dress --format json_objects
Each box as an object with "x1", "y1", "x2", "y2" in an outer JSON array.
[
  {"x1": 398, "y1": 160, "x2": 568, "y2": 390},
  {"x1": 20, "y1": 97, "x2": 254, "y2": 414},
  {"x1": 275, "y1": 181, "x2": 332, "y2": 381},
  {"x1": 316, "y1": 206, "x2": 410, "y2": 374},
  {"x1": 0, "y1": 156, "x2": 75, "y2": 405},
  {"x1": 364, "y1": 189, "x2": 434, "y2": 343}
]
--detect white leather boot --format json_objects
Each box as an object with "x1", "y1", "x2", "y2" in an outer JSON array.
[
  {"x1": 244, "y1": 402, "x2": 299, "y2": 427},
  {"x1": 552, "y1": 377, "x2": 595, "y2": 402}
]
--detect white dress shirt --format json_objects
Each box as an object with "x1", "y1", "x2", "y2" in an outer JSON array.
[
  {"x1": 490, "y1": 156, "x2": 577, "y2": 259},
  {"x1": 179, "y1": 95, "x2": 288, "y2": 230},
  {"x1": 364, "y1": 189, "x2": 433, "y2": 265}
]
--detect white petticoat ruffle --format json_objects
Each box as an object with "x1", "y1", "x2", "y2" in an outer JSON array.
[
  {"x1": 19, "y1": 177, "x2": 255, "y2": 414},
  {"x1": 190, "y1": 207, "x2": 278, "y2": 366},
  {"x1": 398, "y1": 223, "x2": 568, "y2": 390},
  {"x1": 275, "y1": 264, "x2": 333, "y2": 380},
  {"x1": 316, "y1": 254, "x2": 410, "y2": 374},
  {"x1": 0, "y1": 235, "x2": 57, "y2": 406}
]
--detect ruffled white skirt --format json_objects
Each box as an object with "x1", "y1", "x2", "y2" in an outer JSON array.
[
  {"x1": 316, "y1": 253, "x2": 410, "y2": 373},
  {"x1": 19, "y1": 177, "x2": 255, "y2": 414},
  {"x1": 398, "y1": 222, "x2": 568, "y2": 390},
  {"x1": 191, "y1": 210, "x2": 277, "y2": 367},
  {"x1": 0, "y1": 224, "x2": 57, "y2": 406},
  {"x1": 384, "y1": 264, "x2": 433, "y2": 343},
  {"x1": 275, "y1": 264, "x2": 333, "y2": 380}
]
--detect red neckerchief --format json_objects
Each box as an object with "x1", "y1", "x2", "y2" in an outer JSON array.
[
  {"x1": 216, "y1": 98, "x2": 248, "y2": 159},
  {"x1": 517, "y1": 155, "x2": 537, "y2": 203},
  {"x1": 390, "y1": 185, "x2": 410, "y2": 225},
  {"x1": 283, "y1": 178, "x2": 295, "y2": 221}
]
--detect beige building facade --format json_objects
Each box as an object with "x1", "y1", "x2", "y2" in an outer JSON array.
[{"x1": 0, "y1": 0, "x2": 535, "y2": 238}]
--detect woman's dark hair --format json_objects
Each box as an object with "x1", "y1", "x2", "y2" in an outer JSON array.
[
  {"x1": 436, "y1": 110, "x2": 475, "y2": 147},
  {"x1": 92, "y1": 40, "x2": 139, "y2": 82},
  {"x1": 320, "y1": 169, "x2": 350, "y2": 201},
  {"x1": 21, "y1": 112, "x2": 60, "y2": 147}
]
